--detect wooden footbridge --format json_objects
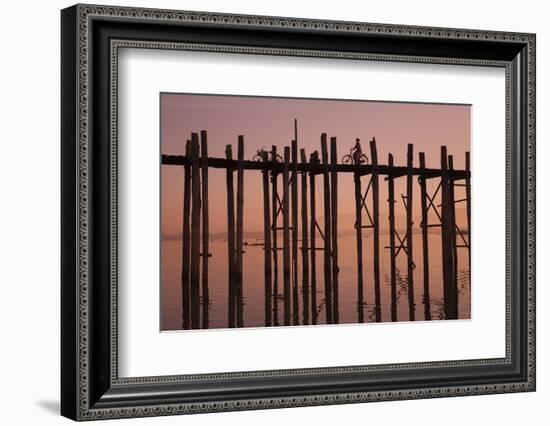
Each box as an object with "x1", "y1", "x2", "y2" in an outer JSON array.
[{"x1": 162, "y1": 120, "x2": 471, "y2": 329}]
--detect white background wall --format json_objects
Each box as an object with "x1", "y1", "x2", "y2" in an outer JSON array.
[{"x1": 0, "y1": 0, "x2": 546, "y2": 424}]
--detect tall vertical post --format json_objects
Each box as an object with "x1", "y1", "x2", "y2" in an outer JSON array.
[
  {"x1": 291, "y1": 138, "x2": 299, "y2": 325},
  {"x1": 225, "y1": 144, "x2": 236, "y2": 328},
  {"x1": 448, "y1": 155, "x2": 459, "y2": 317},
  {"x1": 419, "y1": 152, "x2": 431, "y2": 321},
  {"x1": 406, "y1": 143, "x2": 415, "y2": 321},
  {"x1": 321, "y1": 134, "x2": 333, "y2": 324},
  {"x1": 181, "y1": 140, "x2": 191, "y2": 329},
  {"x1": 387, "y1": 154, "x2": 397, "y2": 322},
  {"x1": 465, "y1": 151, "x2": 471, "y2": 282},
  {"x1": 236, "y1": 136, "x2": 245, "y2": 327},
  {"x1": 330, "y1": 137, "x2": 339, "y2": 323},
  {"x1": 200, "y1": 131, "x2": 209, "y2": 329},
  {"x1": 309, "y1": 152, "x2": 318, "y2": 325},
  {"x1": 282, "y1": 147, "x2": 291, "y2": 326},
  {"x1": 354, "y1": 165, "x2": 364, "y2": 323},
  {"x1": 370, "y1": 138, "x2": 381, "y2": 322},
  {"x1": 190, "y1": 133, "x2": 201, "y2": 329},
  {"x1": 262, "y1": 150, "x2": 272, "y2": 326},
  {"x1": 300, "y1": 149, "x2": 310, "y2": 325},
  {"x1": 271, "y1": 146, "x2": 279, "y2": 326},
  {"x1": 441, "y1": 146, "x2": 457, "y2": 319}
]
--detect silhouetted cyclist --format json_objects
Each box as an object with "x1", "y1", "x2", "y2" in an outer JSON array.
[{"x1": 352, "y1": 138, "x2": 364, "y2": 164}]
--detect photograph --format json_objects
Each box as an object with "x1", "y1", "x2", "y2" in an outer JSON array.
[{"x1": 160, "y1": 93, "x2": 472, "y2": 331}]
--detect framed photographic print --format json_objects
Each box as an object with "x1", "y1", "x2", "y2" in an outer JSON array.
[{"x1": 61, "y1": 4, "x2": 536, "y2": 421}]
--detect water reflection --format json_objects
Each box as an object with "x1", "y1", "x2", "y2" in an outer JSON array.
[{"x1": 161, "y1": 232, "x2": 471, "y2": 330}]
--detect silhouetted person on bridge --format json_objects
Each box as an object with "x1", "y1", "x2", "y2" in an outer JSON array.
[{"x1": 352, "y1": 138, "x2": 365, "y2": 164}]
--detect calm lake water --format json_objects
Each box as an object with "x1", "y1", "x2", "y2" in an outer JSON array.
[{"x1": 161, "y1": 232, "x2": 470, "y2": 330}]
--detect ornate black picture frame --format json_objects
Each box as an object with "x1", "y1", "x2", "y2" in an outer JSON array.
[{"x1": 61, "y1": 4, "x2": 535, "y2": 421}]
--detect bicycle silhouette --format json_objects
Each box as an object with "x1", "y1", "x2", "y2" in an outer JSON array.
[
  {"x1": 341, "y1": 138, "x2": 369, "y2": 165},
  {"x1": 252, "y1": 147, "x2": 283, "y2": 162}
]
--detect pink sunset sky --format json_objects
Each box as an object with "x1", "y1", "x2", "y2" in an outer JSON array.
[{"x1": 160, "y1": 93, "x2": 470, "y2": 238}]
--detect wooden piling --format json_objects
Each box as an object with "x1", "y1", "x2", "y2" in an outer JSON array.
[
  {"x1": 283, "y1": 146, "x2": 291, "y2": 326},
  {"x1": 200, "y1": 131, "x2": 209, "y2": 329},
  {"x1": 330, "y1": 137, "x2": 339, "y2": 323},
  {"x1": 448, "y1": 155, "x2": 458, "y2": 317},
  {"x1": 300, "y1": 149, "x2": 310, "y2": 325},
  {"x1": 309, "y1": 152, "x2": 318, "y2": 325},
  {"x1": 354, "y1": 165, "x2": 364, "y2": 323},
  {"x1": 406, "y1": 144, "x2": 415, "y2": 321},
  {"x1": 321, "y1": 134, "x2": 333, "y2": 324},
  {"x1": 225, "y1": 144, "x2": 236, "y2": 328},
  {"x1": 387, "y1": 154, "x2": 397, "y2": 322},
  {"x1": 271, "y1": 146, "x2": 279, "y2": 326},
  {"x1": 262, "y1": 150, "x2": 272, "y2": 326},
  {"x1": 291, "y1": 138, "x2": 299, "y2": 325},
  {"x1": 465, "y1": 151, "x2": 471, "y2": 279},
  {"x1": 236, "y1": 136, "x2": 245, "y2": 327},
  {"x1": 441, "y1": 146, "x2": 457, "y2": 319},
  {"x1": 181, "y1": 140, "x2": 191, "y2": 329},
  {"x1": 370, "y1": 138, "x2": 381, "y2": 322},
  {"x1": 419, "y1": 152, "x2": 431, "y2": 320},
  {"x1": 190, "y1": 133, "x2": 201, "y2": 329}
]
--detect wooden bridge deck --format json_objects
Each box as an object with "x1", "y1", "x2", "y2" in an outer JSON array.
[{"x1": 161, "y1": 155, "x2": 470, "y2": 179}]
